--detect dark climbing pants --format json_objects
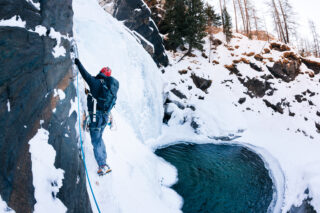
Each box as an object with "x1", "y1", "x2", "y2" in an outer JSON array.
[{"x1": 89, "y1": 111, "x2": 109, "y2": 167}]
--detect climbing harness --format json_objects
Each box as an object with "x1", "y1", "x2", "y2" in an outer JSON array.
[{"x1": 71, "y1": 39, "x2": 102, "y2": 213}]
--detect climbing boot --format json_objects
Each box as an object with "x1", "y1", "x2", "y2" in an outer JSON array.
[{"x1": 97, "y1": 164, "x2": 111, "y2": 176}]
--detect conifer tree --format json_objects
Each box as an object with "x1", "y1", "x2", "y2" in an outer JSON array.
[
  {"x1": 204, "y1": 3, "x2": 222, "y2": 27},
  {"x1": 183, "y1": 0, "x2": 207, "y2": 52},
  {"x1": 162, "y1": 0, "x2": 186, "y2": 50},
  {"x1": 222, "y1": 7, "x2": 233, "y2": 42},
  {"x1": 162, "y1": 0, "x2": 208, "y2": 57}
]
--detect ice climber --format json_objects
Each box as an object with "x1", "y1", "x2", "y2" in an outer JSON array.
[{"x1": 75, "y1": 58, "x2": 119, "y2": 176}]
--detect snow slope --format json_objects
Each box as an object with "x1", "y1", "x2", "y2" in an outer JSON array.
[
  {"x1": 162, "y1": 32, "x2": 320, "y2": 212},
  {"x1": 73, "y1": 0, "x2": 182, "y2": 212}
]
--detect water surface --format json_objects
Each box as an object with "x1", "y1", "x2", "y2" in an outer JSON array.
[{"x1": 156, "y1": 143, "x2": 273, "y2": 213}]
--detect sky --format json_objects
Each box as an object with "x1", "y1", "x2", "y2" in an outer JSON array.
[{"x1": 206, "y1": 0, "x2": 320, "y2": 43}]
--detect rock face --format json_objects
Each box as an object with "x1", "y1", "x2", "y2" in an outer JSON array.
[
  {"x1": 113, "y1": 0, "x2": 169, "y2": 67},
  {"x1": 0, "y1": 1, "x2": 91, "y2": 212}
]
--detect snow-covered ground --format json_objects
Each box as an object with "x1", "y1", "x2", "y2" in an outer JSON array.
[{"x1": 162, "y1": 32, "x2": 320, "y2": 212}]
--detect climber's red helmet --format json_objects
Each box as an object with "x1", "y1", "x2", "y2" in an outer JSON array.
[{"x1": 100, "y1": 67, "x2": 112, "y2": 77}]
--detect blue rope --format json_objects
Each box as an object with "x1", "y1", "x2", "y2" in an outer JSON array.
[{"x1": 76, "y1": 65, "x2": 102, "y2": 213}]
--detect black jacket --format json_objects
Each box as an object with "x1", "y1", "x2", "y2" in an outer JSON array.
[{"x1": 75, "y1": 59, "x2": 119, "y2": 112}]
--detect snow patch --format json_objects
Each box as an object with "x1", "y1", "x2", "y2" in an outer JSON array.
[
  {"x1": 0, "y1": 195, "x2": 15, "y2": 212},
  {"x1": 0, "y1": 16, "x2": 26, "y2": 28},
  {"x1": 29, "y1": 128, "x2": 67, "y2": 213},
  {"x1": 32, "y1": 25, "x2": 47, "y2": 36},
  {"x1": 7, "y1": 99, "x2": 10, "y2": 112},
  {"x1": 54, "y1": 89, "x2": 66, "y2": 100},
  {"x1": 49, "y1": 28, "x2": 67, "y2": 58},
  {"x1": 68, "y1": 99, "x2": 77, "y2": 117},
  {"x1": 26, "y1": 0, "x2": 40, "y2": 10}
]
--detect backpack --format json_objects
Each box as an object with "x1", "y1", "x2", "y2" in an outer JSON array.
[{"x1": 95, "y1": 77, "x2": 119, "y2": 114}]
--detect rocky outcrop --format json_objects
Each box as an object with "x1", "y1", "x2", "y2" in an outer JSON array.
[
  {"x1": 143, "y1": 0, "x2": 165, "y2": 27},
  {"x1": 269, "y1": 42, "x2": 291, "y2": 52},
  {"x1": 301, "y1": 58, "x2": 320, "y2": 74},
  {"x1": 267, "y1": 60, "x2": 301, "y2": 82},
  {"x1": 240, "y1": 78, "x2": 275, "y2": 98},
  {"x1": 170, "y1": 88, "x2": 187, "y2": 99},
  {"x1": 289, "y1": 189, "x2": 317, "y2": 213},
  {"x1": 190, "y1": 73, "x2": 212, "y2": 93},
  {"x1": 263, "y1": 99, "x2": 284, "y2": 114},
  {"x1": 98, "y1": 0, "x2": 115, "y2": 14},
  {"x1": 250, "y1": 62, "x2": 262, "y2": 72},
  {"x1": 0, "y1": 1, "x2": 91, "y2": 212},
  {"x1": 112, "y1": 0, "x2": 169, "y2": 67}
]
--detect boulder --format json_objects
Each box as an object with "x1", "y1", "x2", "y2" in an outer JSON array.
[
  {"x1": 267, "y1": 60, "x2": 301, "y2": 82},
  {"x1": 190, "y1": 73, "x2": 212, "y2": 93},
  {"x1": 170, "y1": 88, "x2": 187, "y2": 99},
  {"x1": 240, "y1": 78, "x2": 274, "y2": 98},
  {"x1": 238, "y1": 97, "x2": 246, "y2": 104},
  {"x1": 212, "y1": 38, "x2": 222, "y2": 46},
  {"x1": 263, "y1": 99, "x2": 284, "y2": 114},
  {"x1": 295, "y1": 94, "x2": 306, "y2": 103},
  {"x1": 250, "y1": 62, "x2": 262, "y2": 72}
]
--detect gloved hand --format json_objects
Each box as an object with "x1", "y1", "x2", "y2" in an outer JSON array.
[
  {"x1": 74, "y1": 58, "x2": 80, "y2": 65},
  {"x1": 85, "y1": 88, "x2": 89, "y2": 95}
]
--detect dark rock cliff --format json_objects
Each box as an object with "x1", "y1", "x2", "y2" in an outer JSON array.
[
  {"x1": 0, "y1": 0, "x2": 91, "y2": 212},
  {"x1": 113, "y1": 0, "x2": 169, "y2": 67}
]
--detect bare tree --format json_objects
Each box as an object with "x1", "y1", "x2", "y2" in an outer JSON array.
[
  {"x1": 243, "y1": 0, "x2": 251, "y2": 36},
  {"x1": 309, "y1": 20, "x2": 320, "y2": 57},
  {"x1": 234, "y1": 0, "x2": 261, "y2": 38},
  {"x1": 272, "y1": 12, "x2": 281, "y2": 41},
  {"x1": 267, "y1": 0, "x2": 296, "y2": 44},
  {"x1": 233, "y1": 0, "x2": 239, "y2": 32},
  {"x1": 237, "y1": 0, "x2": 246, "y2": 33},
  {"x1": 271, "y1": 0, "x2": 287, "y2": 43},
  {"x1": 263, "y1": 16, "x2": 270, "y2": 42},
  {"x1": 219, "y1": 0, "x2": 225, "y2": 27},
  {"x1": 252, "y1": 7, "x2": 258, "y2": 31},
  {"x1": 278, "y1": 0, "x2": 290, "y2": 43}
]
